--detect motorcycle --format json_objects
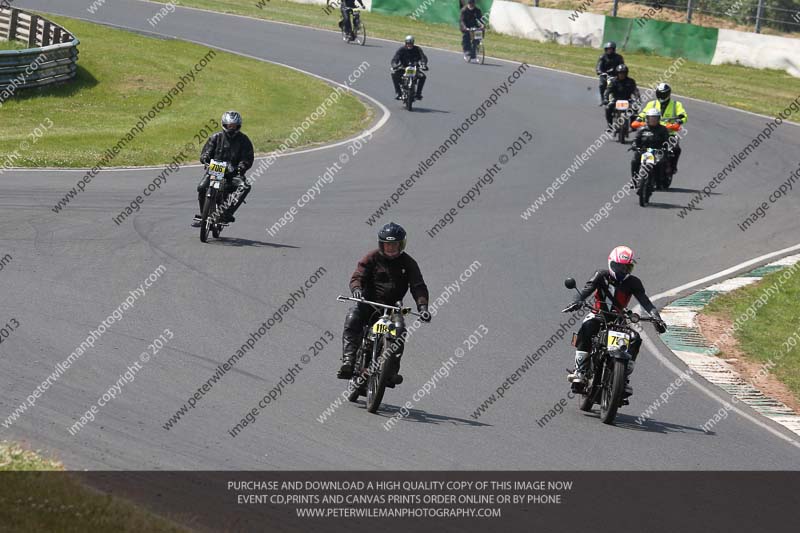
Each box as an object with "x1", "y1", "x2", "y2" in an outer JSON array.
[
  {"x1": 630, "y1": 146, "x2": 667, "y2": 207},
  {"x1": 336, "y1": 295, "x2": 424, "y2": 414},
  {"x1": 465, "y1": 27, "x2": 485, "y2": 64},
  {"x1": 198, "y1": 159, "x2": 230, "y2": 243},
  {"x1": 397, "y1": 62, "x2": 426, "y2": 111},
  {"x1": 631, "y1": 116, "x2": 681, "y2": 188},
  {"x1": 598, "y1": 69, "x2": 615, "y2": 103},
  {"x1": 562, "y1": 278, "x2": 660, "y2": 425},
  {"x1": 609, "y1": 99, "x2": 638, "y2": 144},
  {"x1": 340, "y1": 8, "x2": 366, "y2": 45}
]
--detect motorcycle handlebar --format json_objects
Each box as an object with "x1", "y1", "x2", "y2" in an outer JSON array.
[
  {"x1": 562, "y1": 300, "x2": 659, "y2": 324},
  {"x1": 336, "y1": 295, "x2": 423, "y2": 318}
]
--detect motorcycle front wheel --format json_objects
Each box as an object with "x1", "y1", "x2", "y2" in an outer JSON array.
[
  {"x1": 366, "y1": 337, "x2": 390, "y2": 413},
  {"x1": 600, "y1": 359, "x2": 627, "y2": 424},
  {"x1": 200, "y1": 190, "x2": 217, "y2": 243},
  {"x1": 638, "y1": 172, "x2": 651, "y2": 207}
]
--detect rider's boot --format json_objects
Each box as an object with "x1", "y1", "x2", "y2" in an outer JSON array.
[
  {"x1": 337, "y1": 352, "x2": 355, "y2": 380},
  {"x1": 337, "y1": 332, "x2": 359, "y2": 379},
  {"x1": 623, "y1": 359, "x2": 634, "y2": 401},
  {"x1": 385, "y1": 357, "x2": 403, "y2": 388},
  {"x1": 568, "y1": 351, "x2": 589, "y2": 392}
]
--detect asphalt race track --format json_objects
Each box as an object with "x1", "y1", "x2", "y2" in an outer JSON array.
[{"x1": 3, "y1": 0, "x2": 800, "y2": 470}]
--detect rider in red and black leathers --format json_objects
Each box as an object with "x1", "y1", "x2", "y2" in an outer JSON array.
[
  {"x1": 338, "y1": 223, "x2": 430, "y2": 380},
  {"x1": 564, "y1": 247, "x2": 666, "y2": 396}
]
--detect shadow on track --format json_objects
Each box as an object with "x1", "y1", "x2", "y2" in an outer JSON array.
[
  {"x1": 409, "y1": 107, "x2": 451, "y2": 114},
  {"x1": 216, "y1": 237, "x2": 299, "y2": 248},
  {"x1": 356, "y1": 402, "x2": 491, "y2": 427},
  {"x1": 646, "y1": 201, "x2": 688, "y2": 210},
  {"x1": 610, "y1": 413, "x2": 710, "y2": 435},
  {"x1": 666, "y1": 187, "x2": 721, "y2": 196}
]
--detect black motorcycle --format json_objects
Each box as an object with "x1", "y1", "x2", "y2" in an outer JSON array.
[
  {"x1": 562, "y1": 278, "x2": 659, "y2": 425},
  {"x1": 198, "y1": 159, "x2": 230, "y2": 242},
  {"x1": 630, "y1": 147, "x2": 668, "y2": 207},
  {"x1": 336, "y1": 295, "x2": 424, "y2": 413},
  {"x1": 397, "y1": 62, "x2": 427, "y2": 111}
]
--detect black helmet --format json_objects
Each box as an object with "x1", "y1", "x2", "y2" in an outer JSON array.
[
  {"x1": 656, "y1": 83, "x2": 671, "y2": 103},
  {"x1": 404, "y1": 35, "x2": 415, "y2": 46},
  {"x1": 616, "y1": 64, "x2": 629, "y2": 74},
  {"x1": 222, "y1": 110, "x2": 242, "y2": 137},
  {"x1": 604, "y1": 41, "x2": 617, "y2": 51},
  {"x1": 378, "y1": 222, "x2": 407, "y2": 257}
]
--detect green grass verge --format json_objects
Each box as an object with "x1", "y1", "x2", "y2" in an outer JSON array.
[
  {"x1": 0, "y1": 15, "x2": 369, "y2": 167},
  {"x1": 157, "y1": 0, "x2": 800, "y2": 118},
  {"x1": 704, "y1": 267, "x2": 800, "y2": 401},
  {"x1": 0, "y1": 441, "x2": 187, "y2": 532},
  {"x1": 0, "y1": 39, "x2": 29, "y2": 50}
]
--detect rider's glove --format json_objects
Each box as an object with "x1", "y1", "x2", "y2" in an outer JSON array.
[
  {"x1": 654, "y1": 319, "x2": 668, "y2": 334},
  {"x1": 351, "y1": 288, "x2": 363, "y2": 300},
  {"x1": 237, "y1": 164, "x2": 247, "y2": 176},
  {"x1": 421, "y1": 64, "x2": 429, "y2": 71},
  {"x1": 418, "y1": 304, "x2": 432, "y2": 323},
  {"x1": 563, "y1": 301, "x2": 582, "y2": 313},
  {"x1": 676, "y1": 119, "x2": 683, "y2": 125}
]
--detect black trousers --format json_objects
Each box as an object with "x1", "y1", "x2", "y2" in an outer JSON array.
[
  {"x1": 392, "y1": 69, "x2": 426, "y2": 97},
  {"x1": 340, "y1": 6, "x2": 353, "y2": 35},
  {"x1": 196, "y1": 174, "x2": 250, "y2": 216},
  {"x1": 342, "y1": 303, "x2": 405, "y2": 364}
]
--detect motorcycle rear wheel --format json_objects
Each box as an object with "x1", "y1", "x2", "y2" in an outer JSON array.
[{"x1": 579, "y1": 371, "x2": 599, "y2": 412}]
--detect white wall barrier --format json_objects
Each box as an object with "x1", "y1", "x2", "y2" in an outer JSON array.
[
  {"x1": 488, "y1": 0, "x2": 604, "y2": 48},
  {"x1": 712, "y1": 29, "x2": 800, "y2": 78}
]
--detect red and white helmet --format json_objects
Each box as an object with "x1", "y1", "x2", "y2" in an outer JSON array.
[{"x1": 608, "y1": 245, "x2": 635, "y2": 281}]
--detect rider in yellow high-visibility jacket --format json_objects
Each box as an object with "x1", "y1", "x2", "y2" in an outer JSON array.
[{"x1": 638, "y1": 83, "x2": 687, "y2": 173}]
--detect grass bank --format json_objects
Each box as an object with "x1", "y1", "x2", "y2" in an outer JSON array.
[
  {"x1": 0, "y1": 441, "x2": 187, "y2": 532},
  {"x1": 0, "y1": 15, "x2": 370, "y2": 167},
  {"x1": 704, "y1": 267, "x2": 800, "y2": 401}
]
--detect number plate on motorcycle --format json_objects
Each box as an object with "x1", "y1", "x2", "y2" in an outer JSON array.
[
  {"x1": 404, "y1": 66, "x2": 417, "y2": 76},
  {"x1": 372, "y1": 320, "x2": 392, "y2": 334},
  {"x1": 641, "y1": 152, "x2": 655, "y2": 165},
  {"x1": 208, "y1": 159, "x2": 228, "y2": 174},
  {"x1": 473, "y1": 30, "x2": 483, "y2": 39},
  {"x1": 607, "y1": 330, "x2": 631, "y2": 348},
  {"x1": 615, "y1": 100, "x2": 629, "y2": 110}
]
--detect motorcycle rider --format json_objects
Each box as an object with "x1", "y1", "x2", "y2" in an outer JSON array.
[
  {"x1": 460, "y1": 0, "x2": 484, "y2": 62},
  {"x1": 391, "y1": 35, "x2": 429, "y2": 100},
  {"x1": 332, "y1": 0, "x2": 365, "y2": 41},
  {"x1": 596, "y1": 42, "x2": 624, "y2": 104},
  {"x1": 631, "y1": 108, "x2": 671, "y2": 182},
  {"x1": 193, "y1": 111, "x2": 254, "y2": 226},
  {"x1": 563, "y1": 246, "x2": 667, "y2": 397},
  {"x1": 638, "y1": 83, "x2": 687, "y2": 173},
  {"x1": 338, "y1": 222, "x2": 431, "y2": 382},
  {"x1": 603, "y1": 64, "x2": 640, "y2": 131}
]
